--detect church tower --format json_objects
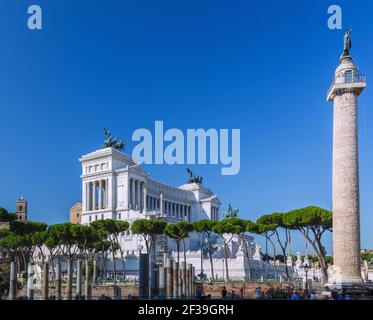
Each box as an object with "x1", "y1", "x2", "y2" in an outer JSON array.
[
  {"x1": 327, "y1": 30, "x2": 366, "y2": 285},
  {"x1": 16, "y1": 195, "x2": 28, "y2": 221}
]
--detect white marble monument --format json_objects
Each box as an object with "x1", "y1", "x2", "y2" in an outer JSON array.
[{"x1": 327, "y1": 30, "x2": 366, "y2": 285}]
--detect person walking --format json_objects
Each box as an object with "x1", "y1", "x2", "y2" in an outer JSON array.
[
  {"x1": 309, "y1": 291, "x2": 317, "y2": 300},
  {"x1": 255, "y1": 287, "x2": 263, "y2": 299},
  {"x1": 221, "y1": 286, "x2": 227, "y2": 299},
  {"x1": 290, "y1": 290, "x2": 299, "y2": 300}
]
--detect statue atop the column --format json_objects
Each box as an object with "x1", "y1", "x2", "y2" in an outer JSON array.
[
  {"x1": 186, "y1": 168, "x2": 203, "y2": 184},
  {"x1": 223, "y1": 204, "x2": 239, "y2": 219},
  {"x1": 341, "y1": 29, "x2": 352, "y2": 58},
  {"x1": 103, "y1": 128, "x2": 125, "y2": 150}
]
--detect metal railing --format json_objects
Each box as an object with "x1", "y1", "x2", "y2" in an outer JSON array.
[{"x1": 328, "y1": 73, "x2": 366, "y2": 97}]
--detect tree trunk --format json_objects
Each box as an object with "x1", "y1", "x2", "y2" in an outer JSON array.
[
  {"x1": 50, "y1": 254, "x2": 56, "y2": 282},
  {"x1": 314, "y1": 236, "x2": 329, "y2": 283},
  {"x1": 176, "y1": 241, "x2": 180, "y2": 264},
  {"x1": 268, "y1": 238, "x2": 277, "y2": 280},
  {"x1": 21, "y1": 252, "x2": 27, "y2": 272},
  {"x1": 199, "y1": 236, "x2": 204, "y2": 280},
  {"x1": 241, "y1": 238, "x2": 252, "y2": 281},
  {"x1": 120, "y1": 251, "x2": 126, "y2": 281},
  {"x1": 111, "y1": 245, "x2": 117, "y2": 283},
  {"x1": 275, "y1": 231, "x2": 290, "y2": 280},
  {"x1": 183, "y1": 240, "x2": 187, "y2": 265},
  {"x1": 304, "y1": 233, "x2": 328, "y2": 283},
  {"x1": 114, "y1": 235, "x2": 126, "y2": 281},
  {"x1": 102, "y1": 254, "x2": 107, "y2": 281},
  {"x1": 207, "y1": 236, "x2": 214, "y2": 280},
  {"x1": 16, "y1": 255, "x2": 21, "y2": 277},
  {"x1": 223, "y1": 242, "x2": 229, "y2": 282}
]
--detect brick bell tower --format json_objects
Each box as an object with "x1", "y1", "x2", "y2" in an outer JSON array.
[{"x1": 16, "y1": 194, "x2": 28, "y2": 221}]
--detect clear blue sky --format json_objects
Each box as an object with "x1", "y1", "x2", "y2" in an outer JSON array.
[{"x1": 1, "y1": 0, "x2": 373, "y2": 255}]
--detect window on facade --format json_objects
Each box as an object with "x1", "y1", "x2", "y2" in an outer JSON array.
[
  {"x1": 101, "y1": 214, "x2": 104, "y2": 219},
  {"x1": 345, "y1": 70, "x2": 353, "y2": 83},
  {"x1": 95, "y1": 215, "x2": 98, "y2": 220},
  {"x1": 89, "y1": 216, "x2": 92, "y2": 222}
]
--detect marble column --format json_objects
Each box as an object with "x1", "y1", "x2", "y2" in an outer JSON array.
[
  {"x1": 139, "y1": 253, "x2": 149, "y2": 298},
  {"x1": 166, "y1": 258, "x2": 173, "y2": 299},
  {"x1": 124, "y1": 177, "x2": 129, "y2": 210},
  {"x1": 27, "y1": 263, "x2": 34, "y2": 300},
  {"x1": 327, "y1": 53, "x2": 366, "y2": 285},
  {"x1": 192, "y1": 266, "x2": 196, "y2": 297},
  {"x1": 135, "y1": 180, "x2": 140, "y2": 210},
  {"x1": 92, "y1": 260, "x2": 97, "y2": 284},
  {"x1": 9, "y1": 260, "x2": 17, "y2": 300},
  {"x1": 160, "y1": 193, "x2": 164, "y2": 215},
  {"x1": 92, "y1": 181, "x2": 96, "y2": 211},
  {"x1": 41, "y1": 262, "x2": 49, "y2": 300},
  {"x1": 87, "y1": 182, "x2": 91, "y2": 211},
  {"x1": 66, "y1": 259, "x2": 73, "y2": 300},
  {"x1": 130, "y1": 179, "x2": 134, "y2": 209},
  {"x1": 173, "y1": 261, "x2": 179, "y2": 298},
  {"x1": 98, "y1": 180, "x2": 102, "y2": 210},
  {"x1": 140, "y1": 182, "x2": 144, "y2": 211},
  {"x1": 105, "y1": 179, "x2": 109, "y2": 209},
  {"x1": 55, "y1": 261, "x2": 62, "y2": 300},
  {"x1": 185, "y1": 263, "x2": 190, "y2": 297},
  {"x1": 76, "y1": 259, "x2": 82, "y2": 297},
  {"x1": 159, "y1": 266, "x2": 165, "y2": 298},
  {"x1": 181, "y1": 261, "x2": 187, "y2": 297}
]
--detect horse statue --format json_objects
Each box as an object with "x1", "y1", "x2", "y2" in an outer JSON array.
[
  {"x1": 186, "y1": 168, "x2": 203, "y2": 185},
  {"x1": 223, "y1": 204, "x2": 239, "y2": 219},
  {"x1": 103, "y1": 128, "x2": 125, "y2": 151}
]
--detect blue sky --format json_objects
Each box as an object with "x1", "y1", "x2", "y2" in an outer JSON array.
[{"x1": 0, "y1": 0, "x2": 373, "y2": 254}]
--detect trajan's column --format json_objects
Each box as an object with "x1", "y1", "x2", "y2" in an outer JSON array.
[{"x1": 327, "y1": 30, "x2": 366, "y2": 285}]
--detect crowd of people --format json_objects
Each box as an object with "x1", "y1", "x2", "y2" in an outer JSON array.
[{"x1": 195, "y1": 284, "x2": 353, "y2": 300}]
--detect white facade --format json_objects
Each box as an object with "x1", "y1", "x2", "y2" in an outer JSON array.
[
  {"x1": 80, "y1": 147, "x2": 221, "y2": 256},
  {"x1": 174, "y1": 237, "x2": 285, "y2": 281}
]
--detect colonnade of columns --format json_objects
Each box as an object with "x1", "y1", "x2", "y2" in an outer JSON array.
[
  {"x1": 86, "y1": 179, "x2": 108, "y2": 211},
  {"x1": 163, "y1": 201, "x2": 191, "y2": 221},
  {"x1": 129, "y1": 179, "x2": 146, "y2": 211},
  {"x1": 129, "y1": 178, "x2": 192, "y2": 220},
  {"x1": 139, "y1": 253, "x2": 196, "y2": 299},
  {"x1": 86, "y1": 177, "x2": 194, "y2": 221},
  {"x1": 146, "y1": 194, "x2": 160, "y2": 212},
  {"x1": 146, "y1": 196, "x2": 191, "y2": 221},
  {"x1": 211, "y1": 206, "x2": 219, "y2": 220}
]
